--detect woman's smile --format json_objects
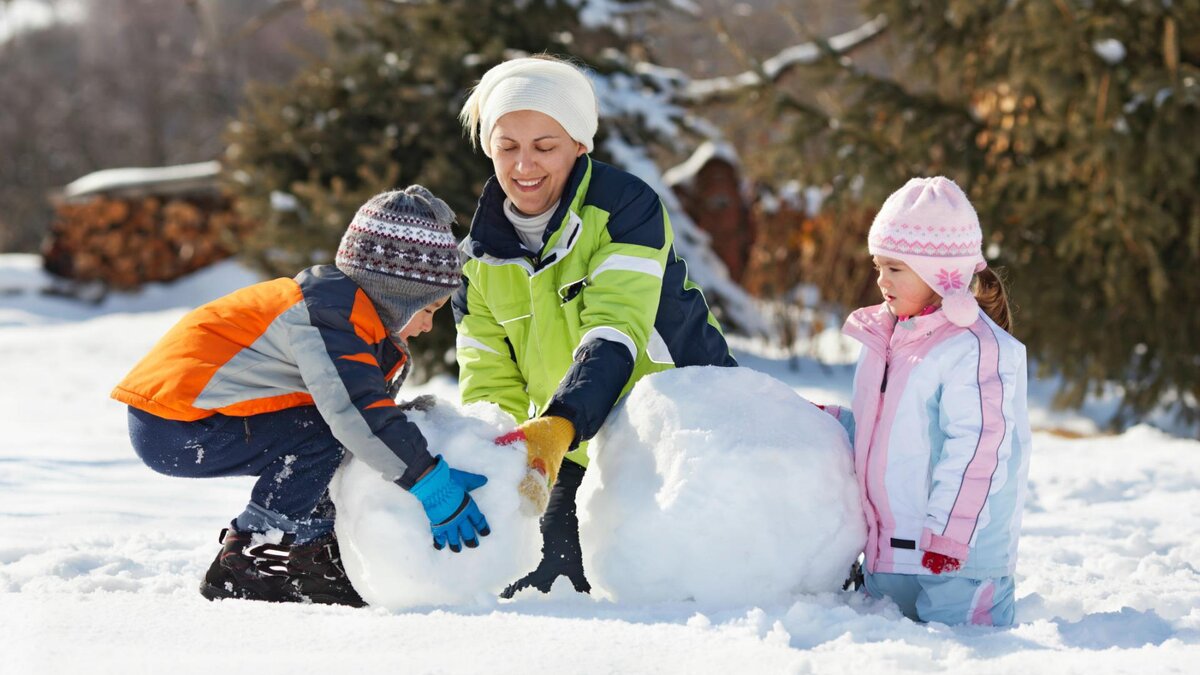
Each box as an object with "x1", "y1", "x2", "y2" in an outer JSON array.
[{"x1": 513, "y1": 177, "x2": 546, "y2": 191}]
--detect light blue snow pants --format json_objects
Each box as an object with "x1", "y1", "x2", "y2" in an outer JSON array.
[{"x1": 863, "y1": 570, "x2": 1015, "y2": 626}]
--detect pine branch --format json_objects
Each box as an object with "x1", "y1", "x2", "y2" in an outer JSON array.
[{"x1": 837, "y1": 57, "x2": 977, "y2": 126}]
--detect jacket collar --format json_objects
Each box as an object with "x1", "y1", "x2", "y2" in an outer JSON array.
[
  {"x1": 844, "y1": 302, "x2": 953, "y2": 353},
  {"x1": 464, "y1": 155, "x2": 591, "y2": 262}
]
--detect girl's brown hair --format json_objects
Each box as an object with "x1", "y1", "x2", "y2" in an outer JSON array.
[{"x1": 973, "y1": 267, "x2": 1013, "y2": 333}]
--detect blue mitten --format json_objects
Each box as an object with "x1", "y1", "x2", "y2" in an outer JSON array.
[{"x1": 409, "y1": 456, "x2": 490, "y2": 553}]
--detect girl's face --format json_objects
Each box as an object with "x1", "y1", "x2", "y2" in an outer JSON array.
[
  {"x1": 488, "y1": 109, "x2": 587, "y2": 217},
  {"x1": 873, "y1": 255, "x2": 940, "y2": 318},
  {"x1": 398, "y1": 298, "x2": 446, "y2": 342}
]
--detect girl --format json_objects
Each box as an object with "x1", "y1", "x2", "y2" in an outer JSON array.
[{"x1": 826, "y1": 176, "x2": 1032, "y2": 626}]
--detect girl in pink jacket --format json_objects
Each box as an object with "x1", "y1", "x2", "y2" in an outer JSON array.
[{"x1": 827, "y1": 177, "x2": 1032, "y2": 626}]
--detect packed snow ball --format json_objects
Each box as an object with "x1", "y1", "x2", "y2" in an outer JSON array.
[
  {"x1": 329, "y1": 399, "x2": 541, "y2": 609},
  {"x1": 578, "y1": 366, "x2": 866, "y2": 605}
]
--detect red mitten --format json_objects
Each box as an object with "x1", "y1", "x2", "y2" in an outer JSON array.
[{"x1": 921, "y1": 551, "x2": 962, "y2": 575}]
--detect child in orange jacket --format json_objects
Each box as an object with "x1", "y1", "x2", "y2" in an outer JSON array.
[{"x1": 112, "y1": 186, "x2": 489, "y2": 607}]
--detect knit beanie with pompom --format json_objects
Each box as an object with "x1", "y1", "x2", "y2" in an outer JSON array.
[
  {"x1": 335, "y1": 185, "x2": 461, "y2": 338},
  {"x1": 867, "y1": 176, "x2": 987, "y2": 327}
]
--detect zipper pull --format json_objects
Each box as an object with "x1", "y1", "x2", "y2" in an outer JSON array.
[{"x1": 880, "y1": 363, "x2": 889, "y2": 393}]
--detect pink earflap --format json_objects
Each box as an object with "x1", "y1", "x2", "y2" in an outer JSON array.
[{"x1": 941, "y1": 293, "x2": 980, "y2": 327}]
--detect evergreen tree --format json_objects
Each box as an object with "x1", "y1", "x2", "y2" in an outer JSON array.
[
  {"x1": 767, "y1": 0, "x2": 1200, "y2": 427},
  {"x1": 222, "y1": 0, "x2": 637, "y2": 379}
]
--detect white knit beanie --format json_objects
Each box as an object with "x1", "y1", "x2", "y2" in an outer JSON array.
[
  {"x1": 460, "y1": 57, "x2": 598, "y2": 157},
  {"x1": 868, "y1": 177, "x2": 987, "y2": 327}
]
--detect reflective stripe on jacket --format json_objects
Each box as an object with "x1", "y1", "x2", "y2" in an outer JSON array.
[
  {"x1": 453, "y1": 156, "x2": 734, "y2": 465},
  {"x1": 111, "y1": 265, "x2": 435, "y2": 488},
  {"x1": 841, "y1": 304, "x2": 1032, "y2": 578}
]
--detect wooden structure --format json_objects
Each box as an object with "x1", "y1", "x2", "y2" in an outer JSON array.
[
  {"x1": 42, "y1": 161, "x2": 256, "y2": 290},
  {"x1": 664, "y1": 143, "x2": 756, "y2": 283}
]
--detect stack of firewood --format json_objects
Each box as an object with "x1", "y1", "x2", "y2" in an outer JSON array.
[{"x1": 42, "y1": 195, "x2": 256, "y2": 290}]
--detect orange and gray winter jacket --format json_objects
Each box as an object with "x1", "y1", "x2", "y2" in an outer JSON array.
[{"x1": 111, "y1": 265, "x2": 436, "y2": 488}]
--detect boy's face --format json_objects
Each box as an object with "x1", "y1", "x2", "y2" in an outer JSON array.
[
  {"x1": 398, "y1": 298, "x2": 447, "y2": 342},
  {"x1": 873, "y1": 255, "x2": 940, "y2": 318}
]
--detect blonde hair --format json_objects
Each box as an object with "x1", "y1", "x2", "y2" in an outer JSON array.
[{"x1": 973, "y1": 267, "x2": 1013, "y2": 332}]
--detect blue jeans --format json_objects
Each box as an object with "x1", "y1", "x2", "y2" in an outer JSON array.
[
  {"x1": 127, "y1": 406, "x2": 343, "y2": 543},
  {"x1": 864, "y1": 570, "x2": 1016, "y2": 626}
]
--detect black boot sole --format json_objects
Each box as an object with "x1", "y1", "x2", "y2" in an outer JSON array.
[
  {"x1": 296, "y1": 591, "x2": 368, "y2": 608},
  {"x1": 199, "y1": 580, "x2": 299, "y2": 603}
]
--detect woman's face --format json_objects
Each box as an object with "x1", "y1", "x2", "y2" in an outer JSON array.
[
  {"x1": 488, "y1": 110, "x2": 587, "y2": 217},
  {"x1": 398, "y1": 298, "x2": 446, "y2": 342},
  {"x1": 873, "y1": 255, "x2": 940, "y2": 319}
]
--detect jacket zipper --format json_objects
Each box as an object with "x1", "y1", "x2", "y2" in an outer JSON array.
[{"x1": 866, "y1": 344, "x2": 890, "y2": 568}]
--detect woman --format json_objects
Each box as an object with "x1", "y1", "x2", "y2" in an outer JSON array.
[{"x1": 455, "y1": 56, "x2": 736, "y2": 598}]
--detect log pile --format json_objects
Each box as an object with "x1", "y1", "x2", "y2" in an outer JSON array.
[
  {"x1": 42, "y1": 194, "x2": 256, "y2": 290},
  {"x1": 42, "y1": 160, "x2": 259, "y2": 292}
]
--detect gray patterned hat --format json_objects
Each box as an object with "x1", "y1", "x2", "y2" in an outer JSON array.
[{"x1": 335, "y1": 185, "x2": 461, "y2": 338}]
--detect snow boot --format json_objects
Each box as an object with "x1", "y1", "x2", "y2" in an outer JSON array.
[
  {"x1": 500, "y1": 460, "x2": 591, "y2": 598},
  {"x1": 843, "y1": 558, "x2": 865, "y2": 592},
  {"x1": 199, "y1": 528, "x2": 300, "y2": 603},
  {"x1": 288, "y1": 532, "x2": 367, "y2": 607}
]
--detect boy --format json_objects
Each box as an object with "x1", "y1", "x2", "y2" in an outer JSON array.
[{"x1": 112, "y1": 186, "x2": 490, "y2": 607}]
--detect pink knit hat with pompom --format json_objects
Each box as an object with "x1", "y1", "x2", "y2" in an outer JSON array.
[{"x1": 868, "y1": 177, "x2": 987, "y2": 327}]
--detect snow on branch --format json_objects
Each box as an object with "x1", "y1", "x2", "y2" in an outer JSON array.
[{"x1": 680, "y1": 14, "x2": 888, "y2": 102}]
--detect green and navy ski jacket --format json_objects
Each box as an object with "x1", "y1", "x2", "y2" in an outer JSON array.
[{"x1": 453, "y1": 156, "x2": 735, "y2": 467}]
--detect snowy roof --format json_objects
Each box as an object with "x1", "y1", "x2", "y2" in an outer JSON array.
[{"x1": 60, "y1": 161, "x2": 221, "y2": 202}]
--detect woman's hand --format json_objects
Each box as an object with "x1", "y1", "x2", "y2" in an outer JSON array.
[{"x1": 496, "y1": 416, "x2": 576, "y2": 512}]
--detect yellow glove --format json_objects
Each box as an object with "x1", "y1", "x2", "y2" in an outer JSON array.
[{"x1": 495, "y1": 416, "x2": 576, "y2": 513}]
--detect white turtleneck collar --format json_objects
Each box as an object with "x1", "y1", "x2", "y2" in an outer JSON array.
[{"x1": 504, "y1": 198, "x2": 560, "y2": 254}]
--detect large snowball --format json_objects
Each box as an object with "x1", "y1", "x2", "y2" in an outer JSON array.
[
  {"x1": 579, "y1": 366, "x2": 866, "y2": 605},
  {"x1": 329, "y1": 400, "x2": 541, "y2": 609}
]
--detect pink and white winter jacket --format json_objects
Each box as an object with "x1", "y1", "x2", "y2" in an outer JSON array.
[{"x1": 834, "y1": 304, "x2": 1032, "y2": 578}]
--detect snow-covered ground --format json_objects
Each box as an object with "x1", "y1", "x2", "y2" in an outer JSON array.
[{"x1": 1, "y1": 253, "x2": 1197, "y2": 674}]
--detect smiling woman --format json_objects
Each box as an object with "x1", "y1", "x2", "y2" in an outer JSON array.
[{"x1": 455, "y1": 55, "x2": 738, "y2": 599}]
